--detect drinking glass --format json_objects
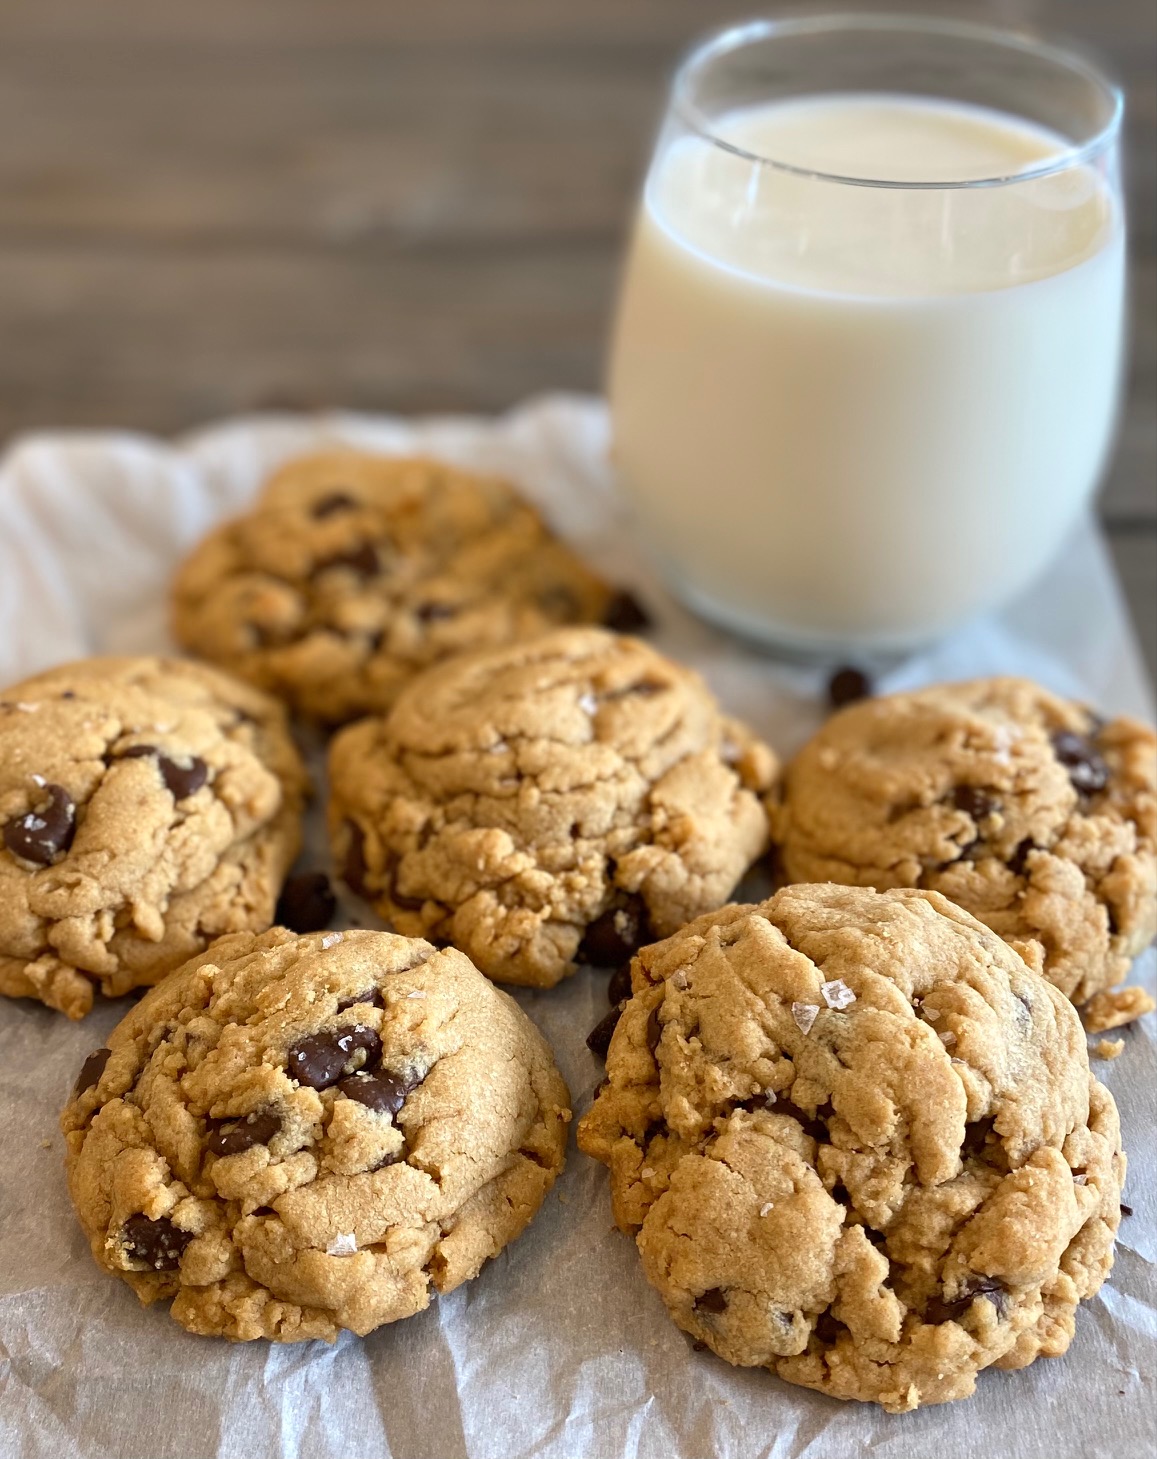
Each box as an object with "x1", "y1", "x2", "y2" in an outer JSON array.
[{"x1": 608, "y1": 15, "x2": 1125, "y2": 653}]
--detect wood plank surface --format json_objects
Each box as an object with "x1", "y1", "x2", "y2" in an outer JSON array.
[{"x1": 0, "y1": 0, "x2": 1152, "y2": 673}]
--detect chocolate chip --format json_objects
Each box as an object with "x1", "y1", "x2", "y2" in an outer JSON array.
[
  {"x1": 207, "y1": 1109, "x2": 282, "y2": 1157},
  {"x1": 390, "y1": 881, "x2": 427, "y2": 913},
  {"x1": 962, "y1": 1117, "x2": 996, "y2": 1160},
  {"x1": 286, "y1": 1025, "x2": 381, "y2": 1089},
  {"x1": 275, "y1": 872, "x2": 336, "y2": 933},
  {"x1": 1121, "y1": 1203, "x2": 1133, "y2": 1218},
  {"x1": 952, "y1": 786, "x2": 999, "y2": 819},
  {"x1": 646, "y1": 1005, "x2": 663, "y2": 1053},
  {"x1": 1051, "y1": 731, "x2": 1110, "y2": 795},
  {"x1": 312, "y1": 491, "x2": 358, "y2": 518},
  {"x1": 415, "y1": 601, "x2": 458, "y2": 623},
  {"x1": 1008, "y1": 838, "x2": 1036, "y2": 876},
  {"x1": 813, "y1": 1312, "x2": 848, "y2": 1344},
  {"x1": 73, "y1": 1047, "x2": 111, "y2": 1096},
  {"x1": 696, "y1": 1287, "x2": 727, "y2": 1314},
  {"x1": 337, "y1": 1069, "x2": 416, "y2": 1117},
  {"x1": 925, "y1": 1276, "x2": 1010, "y2": 1325},
  {"x1": 578, "y1": 896, "x2": 650, "y2": 967},
  {"x1": 3, "y1": 783, "x2": 77, "y2": 865},
  {"x1": 316, "y1": 542, "x2": 380, "y2": 577},
  {"x1": 585, "y1": 1006, "x2": 623, "y2": 1059},
  {"x1": 122, "y1": 1214, "x2": 193, "y2": 1271},
  {"x1": 115, "y1": 745, "x2": 209, "y2": 800},
  {"x1": 827, "y1": 667, "x2": 871, "y2": 709},
  {"x1": 337, "y1": 988, "x2": 385, "y2": 1012},
  {"x1": 343, "y1": 820, "x2": 371, "y2": 898},
  {"x1": 607, "y1": 963, "x2": 633, "y2": 1006},
  {"x1": 603, "y1": 590, "x2": 652, "y2": 633}
]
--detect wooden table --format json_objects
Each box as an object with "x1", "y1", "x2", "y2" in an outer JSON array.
[{"x1": 1, "y1": 0, "x2": 1152, "y2": 683}]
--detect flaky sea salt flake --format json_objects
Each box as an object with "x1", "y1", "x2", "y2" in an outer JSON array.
[
  {"x1": 792, "y1": 1002, "x2": 819, "y2": 1035},
  {"x1": 759, "y1": 1202, "x2": 775, "y2": 1218},
  {"x1": 321, "y1": 932, "x2": 343, "y2": 949},
  {"x1": 939, "y1": 1030, "x2": 957, "y2": 1048},
  {"x1": 578, "y1": 692, "x2": 598, "y2": 715},
  {"x1": 326, "y1": 1232, "x2": 358, "y2": 1257},
  {"x1": 820, "y1": 979, "x2": 856, "y2": 1011}
]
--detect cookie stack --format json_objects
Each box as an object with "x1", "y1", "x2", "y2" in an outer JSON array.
[{"x1": 3, "y1": 447, "x2": 1152, "y2": 1414}]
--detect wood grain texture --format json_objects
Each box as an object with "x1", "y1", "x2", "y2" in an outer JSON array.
[{"x1": 0, "y1": 0, "x2": 1152, "y2": 667}]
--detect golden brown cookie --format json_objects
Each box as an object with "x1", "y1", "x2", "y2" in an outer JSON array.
[
  {"x1": 771, "y1": 677, "x2": 1157, "y2": 1006},
  {"x1": 327, "y1": 627, "x2": 777, "y2": 988},
  {"x1": 0, "y1": 656, "x2": 306, "y2": 1019},
  {"x1": 577, "y1": 883, "x2": 1124, "y2": 1412},
  {"x1": 61, "y1": 926, "x2": 570, "y2": 1342},
  {"x1": 171, "y1": 451, "x2": 637, "y2": 724}
]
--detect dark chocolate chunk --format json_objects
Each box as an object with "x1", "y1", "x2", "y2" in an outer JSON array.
[
  {"x1": 3, "y1": 783, "x2": 77, "y2": 865},
  {"x1": 827, "y1": 667, "x2": 872, "y2": 710},
  {"x1": 696, "y1": 1287, "x2": 727, "y2": 1314},
  {"x1": 1121, "y1": 1203, "x2": 1133, "y2": 1218},
  {"x1": 578, "y1": 895, "x2": 650, "y2": 967},
  {"x1": 602, "y1": 590, "x2": 652, "y2": 634},
  {"x1": 73, "y1": 1047, "x2": 112, "y2": 1096},
  {"x1": 337, "y1": 1069, "x2": 416, "y2": 1117},
  {"x1": 645, "y1": 1004, "x2": 663, "y2": 1054},
  {"x1": 316, "y1": 542, "x2": 380, "y2": 577},
  {"x1": 814, "y1": 1311, "x2": 849, "y2": 1344},
  {"x1": 607, "y1": 963, "x2": 633, "y2": 1006},
  {"x1": 962, "y1": 1117, "x2": 997, "y2": 1160},
  {"x1": 275, "y1": 872, "x2": 337, "y2": 933},
  {"x1": 122, "y1": 1214, "x2": 193, "y2": 1271},
  {"x1": 286, "y1": 1025, "x2": 381, "y2": 1090},
  {"x1": 1051, "y1": 730, "x2": 1110, "y2": 796},
  {"x1": 1008, "y1": 838, "x2": 1036, "y2": 876},
  {"x1": 115, "y1": 745, "x2": 209, "y2": 800},
  {"x1": 585, "y1": 1005, "x2": 623, "y2": 1060},
  {"x1": 925, "y1": 1275, "x2": 1010, "y2": 1325},
  {"x1": 337, "y1": 987, "x2": 385, "y2": 1013},
  {"x1": 952, "y1": 786, "x2": 999, "y2": 820},
  {"x1": 207, "y1": 1109, "x2": 282, "y2": 1157},
  {"x1": 312, "y1": 491, "x2": 359, "y2": 518},
  {"x1": 343, "y1": 820, "x2": 371, "y2": 898}
]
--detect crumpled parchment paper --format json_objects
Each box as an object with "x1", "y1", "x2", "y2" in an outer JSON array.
[{"x1": 0, "y1": 395, "x2": 1152, "y2": 1459}]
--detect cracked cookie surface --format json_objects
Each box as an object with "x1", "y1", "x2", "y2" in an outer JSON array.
[
  {"x1": 171, "y1": 451, "x2": 626, "y2": 724},
  {"x1": 577, "y1": 883, "x2": 1123, "y2": 1411},
  {"x1": 771, "y1": 677, "x2": 1157, "y2": 1006},
  {"x1": 327, "y1": 627, "x2": 777, "y2": 988},
  {"x1": 62, "y1": 926, "x2": 570, "y2": 1341},
  {"x1": 0, "y1": 656, "x2": 306, "y2": 1019}
]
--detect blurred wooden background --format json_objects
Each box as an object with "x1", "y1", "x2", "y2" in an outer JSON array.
[{"x1": 0, "y1": 0, "x2": 1153, "y2": 680}]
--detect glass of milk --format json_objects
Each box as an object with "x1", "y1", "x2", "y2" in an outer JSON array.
[{"x1": 608, "y1": 15, "x2": 1125, "y2": 653}]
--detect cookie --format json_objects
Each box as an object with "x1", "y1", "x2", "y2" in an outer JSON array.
[
  {"x1": 771, "y1": 677, "x2": 1157, "y2": 1006},
  {"x1": 577, "y1": 883, "x2": 1124, "y2": 1412},
  {"x1": 327, "y1": 627, "x2": 777, "y2": 988},
  {"x1": 62, "y1": 926, "x2": 570, "y2": 1342},
  {"x1": 0, "y1": 656, "x2": 306, "y2": 1019},
  {"x1": 171, "y1": 451, "x2": 636, "y2": 724}
]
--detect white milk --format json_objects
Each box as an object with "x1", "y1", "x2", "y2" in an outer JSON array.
[{"x1": 609, "y1": 94, "x2": 1124, "y2": 650}]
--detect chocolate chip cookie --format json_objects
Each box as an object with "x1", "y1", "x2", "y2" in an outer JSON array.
[
  {"x1": 62, "y1": 926, "x2": 570, "y2": 1341},
  {"x1": 171, "y1": 450, "x2": 636, "y2": 725},
  {"x1": 771, "y1": 677, "x2": 1157, "y2": 1006},
  {"x1": 327, "y1": 627, "x2": 777, "y2": 988},
  {"x1": 0, "y1": 656, "x2": 306, "y2": 1019},
  {"x1": 577, "y1": 883, "x2": 1124, "y2": 1411}
]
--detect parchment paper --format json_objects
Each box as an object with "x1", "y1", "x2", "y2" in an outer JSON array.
[{"x1": 0, "y1": 394, "x2": 1152, "y2": 1459}]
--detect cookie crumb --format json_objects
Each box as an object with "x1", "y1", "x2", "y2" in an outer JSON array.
[
  {"x1": 1082, "y1": 987, "x2": 1156, "y2": 1033},
  {"x1": 820, "y1": 978, "x2": 855, "y2": 1010},
  {"x1": 1093, "y1": 1037, "x2": 1125, "y2": 1060},
  {"x1": 40, "y1": 1138, "x2": 52, "y2": 1149},
  {"x1": 791, "y1": 1001, "x2": 819, "y2": 1035}
]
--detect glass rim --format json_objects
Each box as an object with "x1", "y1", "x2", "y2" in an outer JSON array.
[{"x1": 670, "y1": 13, "x2": 1124, "y2": 190}]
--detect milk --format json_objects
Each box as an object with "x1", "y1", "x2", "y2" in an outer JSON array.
[{"x1": 609, "y1": 95, "x2": 1124, "y2": 650}]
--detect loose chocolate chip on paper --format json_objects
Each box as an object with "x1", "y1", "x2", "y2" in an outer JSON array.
[
  {"x1": 696, "y1": 1288, "x2": 728, "y2": 1314},
  {"x1": 312, "y1": 491, "x2": 359, "y2": 518},
  {"x1": 3, "y1": 783, "x2": 77, "y2": 865},
  {"x1": 1120, "y1": 1203, "x2": 1133, "y2": 1218},
  {"x1": 122, "y1": 1214, "x2": 193, "y2": 1271},
  {"x1": 73, "y1": 1047, "x2": 112, "y2": 1096},
  {"x1": 207, "y1": 1109, "x2": 282, "y2": 1157},
  {"x1": 337, "y1": 1069, "x2": 417, "y2": 1117},
  {"x1": 827, "y1": 666, "x2": 872, "y2": 709},
  {"x1": 585, "y1": 1005, "x2": 623, "y2": 1060},
  {"x1": 603, "y1": 589, "x2": 653, "y2": 634},
  {"x1": 1051, "y1": 730, "x2": 1110, "y2": 795},
  {"x1": 276, "y1": 871, "x2": 337, "y2": 933},
  {"x1": 607, "y1": 963, "x2": 633, "y2": 1006},
  {"x1": 952, "y1": 786, "x2": 999, "y2": 819}
]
